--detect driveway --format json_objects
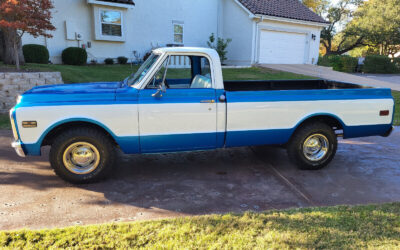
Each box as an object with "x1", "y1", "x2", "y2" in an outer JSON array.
[
  {"x1": 354, "y1": 74, "x2": 400, "y2": 85},
  {"x1": 0, "y1": 128, "x2": 399, "y2": 230},
  {"x1": 262, "y1": 64, "x2": 400, "y2": 91}
]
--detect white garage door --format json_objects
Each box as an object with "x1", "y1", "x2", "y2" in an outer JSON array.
[{"x1": 259, "y1": 30, "x2": 307, "y2": 64}]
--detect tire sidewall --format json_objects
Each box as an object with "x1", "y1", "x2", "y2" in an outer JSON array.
[
  {"x1": 290, "y1": 124, "x2": 337, "y2": 170},
  {"x1": 51, "y1": 133, "x2": 113, "y2": 183}
]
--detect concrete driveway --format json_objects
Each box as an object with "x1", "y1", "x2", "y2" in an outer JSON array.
[
  {"x1": 354, "y1": 74, "x2": 400, "y2": 85},
  {"x1": 0, "y1": 128, "x2": 399, "y2": 230},
  {"x1": 262, "y1": 64, "x2": 400, "y2": 91}
]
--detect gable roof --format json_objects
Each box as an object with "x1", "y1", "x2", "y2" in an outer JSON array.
[
  {"x1": 238, "y1": 0, "x2": 328, "y2": 24},
  {"x1": 98, "y1": 0, "x2": 135, "y2": 5}
]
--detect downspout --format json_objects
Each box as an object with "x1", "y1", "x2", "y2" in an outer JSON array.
[{"x1": 253, "y1": 15, "x2": 263, "y2": 65}]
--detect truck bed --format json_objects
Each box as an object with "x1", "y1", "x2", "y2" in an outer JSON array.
[{"x1": 224, "y1": 79, "x2": 370, "y2": 91}]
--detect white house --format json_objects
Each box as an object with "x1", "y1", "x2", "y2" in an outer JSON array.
[{"x1": 22, "y1": 0, "x2": 329, "y2": 65}]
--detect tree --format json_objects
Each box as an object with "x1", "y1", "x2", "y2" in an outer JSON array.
[
  {"x1": 207, "y1": 33, "x2": 232, "y2": 64},
  {"x1": 301, "y1": 0, "x2": 329, "y2": 15},
  {"x1": 320, "y1": 0, "x2": 365, "y2": 56},
  {"x1": 0, "y1": 0, "x2": 55, "y2": 69},
  {"x1": 350, "y1": 0, "x2": 400, "y2": 57}
]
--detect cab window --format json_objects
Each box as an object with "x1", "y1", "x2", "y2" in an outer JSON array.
[{"x1": 146, "y1": 55, "x2": 212, "y2": 89}]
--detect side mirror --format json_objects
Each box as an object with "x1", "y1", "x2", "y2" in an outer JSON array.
[{"x1": 152, "y1": 83, "x2": 166, "y2": 98}]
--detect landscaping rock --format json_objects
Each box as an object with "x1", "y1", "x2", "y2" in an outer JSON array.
[{"x1": 0, "y1": 72, "x2": 63, "y2": 113}]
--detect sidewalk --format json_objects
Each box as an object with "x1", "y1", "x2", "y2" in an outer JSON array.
[{"x1": 261, "y1": 64, "x2": 400, "y2": 91}]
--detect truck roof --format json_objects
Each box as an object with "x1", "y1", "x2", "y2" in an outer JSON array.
[{"x1": 153, "y1": 47, "x2": 218, "y2": 55}]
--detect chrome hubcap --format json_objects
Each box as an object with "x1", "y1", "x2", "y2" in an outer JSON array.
[
  {"x1": 303, "y1": 134, "x2": 329, "y2": 162},
  {"x1": 63, "y1": 142, "x2": 100, "y2": 175}
]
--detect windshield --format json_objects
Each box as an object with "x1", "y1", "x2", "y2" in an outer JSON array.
[{"x1": 124, "y1": 53, "x2": 160, "y2": 86}]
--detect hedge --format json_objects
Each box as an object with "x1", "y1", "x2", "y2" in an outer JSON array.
[
  {"x1": 104, "y1": 58, "x2": 114, "y2": 65},
  {"x1": 363, "y1": 55, "x2": 397, "y2": 74},
  {"x1": 117, "y1": 56, "x2": 128, "y2": 64},
  {"x1": 22, "y1": 44, "x2": 49, "y2": 64},
  {"x1": 61, "y1": 47, "x2": 87, "y2": 65},
  {"x1": 318, "y1": 55, "x2": 357, "y2": 73}
]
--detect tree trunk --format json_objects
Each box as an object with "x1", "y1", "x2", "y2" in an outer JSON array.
[
  {"x1": 2, "y1": 28, "x2": 25, "y2": 66},
  {"x1": 0, "y1": 30, "x2": 4, "y2": 62}
]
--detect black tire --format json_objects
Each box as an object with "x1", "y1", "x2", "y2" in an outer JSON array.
[
  {"x1": 49, "y1": 127, "x2": 116, "y2": 184},
  {"x1": 287, "y1": 122, "x2": 337, "y2": 170}
]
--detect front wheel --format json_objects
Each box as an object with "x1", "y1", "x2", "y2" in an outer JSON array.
[
  {"x1": 49, "y1": 127, "x2": 116, "y2": 184},
  {"x1": 287, "y1": 122, "x2": 337, "y2": 170}
]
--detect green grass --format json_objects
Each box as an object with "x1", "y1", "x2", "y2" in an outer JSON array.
[
  {"x1": 392, "y1": 91, "x2": 400, "y2": 126},
  {"x1": 20, "y1": 63, "x2": 312, "y2": 83},
  {"x1": 0, "y1": 114, "x2": 10, "y2": 129},
  {"x1": 1, "y1": 203, "x2": 399, "y2": 249}
]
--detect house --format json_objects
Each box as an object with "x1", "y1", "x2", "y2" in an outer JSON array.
[{"x1": 22, "y1": 0, "x2": 329, "y2": 65}]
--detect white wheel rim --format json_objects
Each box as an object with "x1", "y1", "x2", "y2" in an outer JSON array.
[
  {"x1": 302, "y1": 134, "x2": 329, "y2": 162},
  {"x1": 62, "y1": 142, "x2": 101, "y2": 175}
]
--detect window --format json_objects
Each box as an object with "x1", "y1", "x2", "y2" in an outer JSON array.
[
  {"x1": 173, "y1": 22, "x2": 184, "y2": 44},
  {"x1": 101, "y1": 10, "x2": 122, "y2": 36},
  {"x1": 146, "y1": 55, "x2": 212, "y2": 89}
]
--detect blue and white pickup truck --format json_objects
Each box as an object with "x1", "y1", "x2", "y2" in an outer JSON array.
[{"x1": 10, "y1": 47, "x2": 394, "y2": 183}]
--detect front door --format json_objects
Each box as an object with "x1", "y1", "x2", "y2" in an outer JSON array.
[{"x1": 138, "y1": 55, "x2": 217, "y2": 153}]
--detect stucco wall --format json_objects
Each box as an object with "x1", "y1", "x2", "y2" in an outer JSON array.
[
  {"x1": 222, "y1": 0, "x2": 254, "y2": 66},
  {"x1": 0, "y1": 72, "x2": 63, "y2": 113},
  {"x1": 22, "y1": 0, "x2": 220, "y2": 64}
]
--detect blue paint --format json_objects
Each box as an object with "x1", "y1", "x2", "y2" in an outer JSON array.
[
  {"x1": 140, "y1": 133, "x2": 218, "y2": 153},
  {"x1": 344, "y1": 124, "x2": 393, "y2": 139},
  {"x1": 226, "y1": 129, "x2": 294, "y2": 147},
  {"x1": 226, "y1": 88, "x2": 393, "y2": 103},
  {"x1": 138, "y1": 88, "x2": 217, "y2": 104}
]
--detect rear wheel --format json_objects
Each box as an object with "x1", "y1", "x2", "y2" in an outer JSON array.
[
  {"x1": 287, "y1": 122, "x2": 337, "y2": 170},
  {"x1": 49, "y1": 127, "x2": 116, "y2": 184}
]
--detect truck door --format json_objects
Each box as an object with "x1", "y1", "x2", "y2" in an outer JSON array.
[{"x1": 138, "y1": 55, "x2": 217, "y2": 153}]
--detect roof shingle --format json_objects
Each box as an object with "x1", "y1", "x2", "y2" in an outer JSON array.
[
  {"x1": 98, "y1": 0, "x2": 135, "y2": 5},
  {"x1": 238, "y1": 0, "x2": 328, "y2": 24}
]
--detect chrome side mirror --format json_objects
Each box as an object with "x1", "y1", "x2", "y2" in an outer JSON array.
[{"x1": 152, "y1": 83, "x2": 166, "y2": 98}]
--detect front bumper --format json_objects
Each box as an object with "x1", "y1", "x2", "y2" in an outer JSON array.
[{"x1": 11, "y1": 140, "x2": 26, "y2": 157}]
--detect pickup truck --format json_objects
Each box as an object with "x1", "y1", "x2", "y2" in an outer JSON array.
[{"x1": 10, "y1": 47, "x2": 394, "y2": 183}]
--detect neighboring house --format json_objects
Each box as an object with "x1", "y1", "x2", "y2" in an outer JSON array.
[{"x1": 22, "y1": 0, "x2": 328, "y2": 65}]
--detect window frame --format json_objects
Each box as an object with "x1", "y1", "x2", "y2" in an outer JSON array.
[
  {"x1": 173, "y1": 21, "x2": 184, "y2": 45},
  {"x1": 100, "y1": 9, "x2": 123, "y2": 37}
]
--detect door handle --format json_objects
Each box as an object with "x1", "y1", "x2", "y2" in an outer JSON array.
[{"x1": 200, "y1": 100, "x2": 215, "y2": 103}]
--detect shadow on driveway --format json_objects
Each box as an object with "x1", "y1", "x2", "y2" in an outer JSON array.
[{"x1": 0, "y1": 128, "x2": 399, "y2": 230}]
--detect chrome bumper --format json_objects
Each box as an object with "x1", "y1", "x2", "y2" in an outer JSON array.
[{"x1": 11, "y1": 140, "x2": 26, "y2": 157}]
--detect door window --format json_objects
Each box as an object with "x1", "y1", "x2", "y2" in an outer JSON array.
[{"x1": 146, "y1": 55, "x2": 213, "y2": 89}]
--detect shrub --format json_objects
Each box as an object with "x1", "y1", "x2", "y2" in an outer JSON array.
[
  {"x1": 143, "y1": 52, "x2": 152, "y2": 62},
  {"x1": 317, "y1": 56, "x2": 330, "y2": 67},
  {"x1": 318, "y1": 55, "x2": 358, "y2": 73},
  {"x1": 363, "y1": 55, "x2": 397, "y2": 74},
  {"x1": 22, "y1": 44, "x2": 49, "y2": 64},
  {"x1": 340, "y1": 56, "x2": 358, "y2": 73},
  {"x1": 117, "y1": 56, "x2": 128, "y2": 64},
  {"x1": 62, "y1": 47, "x2": 87, "y2": 65},
  {"x1": 104, "y1": 58, "x2": 114, "y2": 65},
  {"x1": 207, "y1": 33, "x2": 232, "y2": 64},
  {"x1": 393, "y1": 58, "x2": 400, "y2": 73}
]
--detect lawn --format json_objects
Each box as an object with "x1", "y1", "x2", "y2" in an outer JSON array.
[
  {"x1": 20, "y1": 63, "x2": 313, "y2": 83},
  {"x1": 1, "y1": 203, "x2": 399, "y2": 249}
]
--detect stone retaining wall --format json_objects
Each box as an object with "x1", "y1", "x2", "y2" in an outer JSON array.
[{"x1": 0, "y1": 72, "x2": 63, "y2": 113}]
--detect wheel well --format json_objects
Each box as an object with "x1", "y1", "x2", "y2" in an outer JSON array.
[
  {"x1": 42, "y1": 121, "x2": 117, "y2": 147},
  {"x1": 295, "y1": 115, "x2": 344, "y2": 134}
]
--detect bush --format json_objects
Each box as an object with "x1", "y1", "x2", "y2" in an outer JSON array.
[
  {"x1": 340, "y1": 56, "x2": 358, "y2": 73},
  {"x1": 393, "y1": 58, "x2": 400, "y2": 73},
  {"x1": 104, "y1": 58, "x2": 114, "y2": 65},
  {"x1": 143, "y1": 52, "x2": 152, "y2": 62},
  {"x1": 22, "y1": 44, "x2": 49, "y2": 64},
  {"x1": 207, "y1": 33, "x2": 232, "y2": 64},
  {"x1": 363, "y1": 55, "x2": 397, "y2": 74},
  {"x1": 62, "y1": 47, "x2": 87, "y2": 65},
  {"x1": 318, "y1": 55, "x2": 358, "y2": 73},
  {"x1": 117, "y1": 56, "x2": 128, "y2": 64}
]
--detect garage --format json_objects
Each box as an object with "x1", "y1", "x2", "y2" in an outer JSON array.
[{"x1": 258, "y1": 30, "x2": 307, "y2": 64}]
